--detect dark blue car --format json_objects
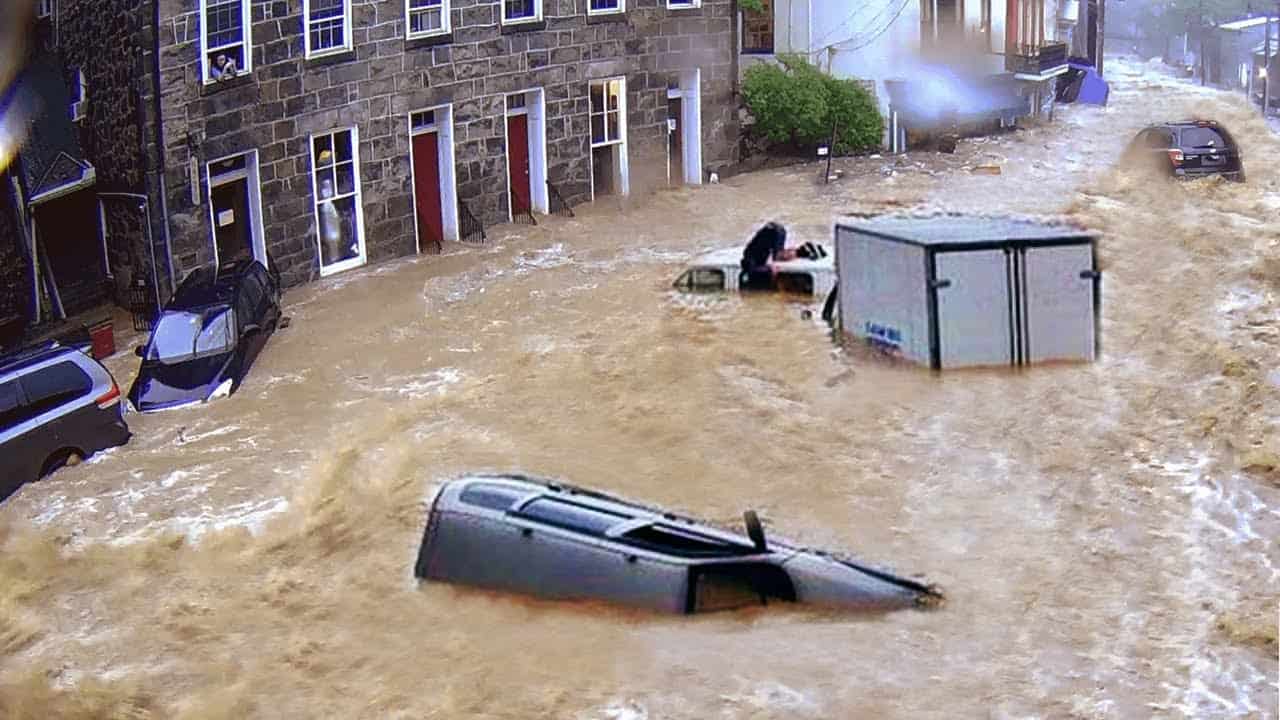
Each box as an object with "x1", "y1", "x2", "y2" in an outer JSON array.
[{"x1": 128, "y1": 259, "x2": 284, "y2": 413}]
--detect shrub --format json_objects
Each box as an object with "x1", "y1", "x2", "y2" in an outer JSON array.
[{"x1": 742, "y1": 55, "x2": 884, "y2": 154}]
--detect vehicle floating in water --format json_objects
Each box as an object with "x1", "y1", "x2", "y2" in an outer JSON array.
[
  {"x1": 414, "y1": 473, "x2": 943, "y2": 614},
  {"x1": 671, "y1": 246, "x2": 837, "y2": 298}
]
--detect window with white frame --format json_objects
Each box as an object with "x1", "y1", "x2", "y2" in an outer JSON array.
[
  {"x1": 667, "y1": 0, "x2": 700, "y2": 8},
  {"x1": 407, "y1": 0, "x2": 449, "y2": 36},
  {"x1": 502, "y1": 0, "x2": 540, "y2": 23},
  {"x1": 69, "y1": 69, "x2": 85, "y2": 121},
  {"x1": 305, "y1": 0, "x2": 352, "y2": 57},
  {"x1": 311, "y1": 129, "x2": 365, "y2": 272},
  {"x1": 589, "y1": 78, "x2": 625, "y2": 146},
  {"x1": 38, "y1": 0, "x2": 54, "y2": 18},
  {"x1": 202, "y1": 0, "x2": 251, "y2": 84},
  {"x1": 589, "y1": 0, "x2": 623, "y2": 14}
]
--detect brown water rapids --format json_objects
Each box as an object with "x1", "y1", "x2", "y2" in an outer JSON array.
[{"x1": 1, "y1": 57, "x2": 1277, "y2": 719}]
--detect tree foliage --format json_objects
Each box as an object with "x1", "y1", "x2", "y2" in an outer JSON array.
[{"x1": 741, "y1": 55, "x2": 884, "y2": 154}]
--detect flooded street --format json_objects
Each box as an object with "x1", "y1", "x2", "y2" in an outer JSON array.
[{"x1": 2, "y1": 57, "x2": 1278, "y2": 718}]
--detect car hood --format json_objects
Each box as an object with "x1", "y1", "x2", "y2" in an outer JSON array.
[{"x1": 128, "y1": 352, "x2": 234, "y2": 412}]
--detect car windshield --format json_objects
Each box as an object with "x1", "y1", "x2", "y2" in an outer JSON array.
[{"x1": 147, "y1": 307, "x2": 235, "y2": 363}]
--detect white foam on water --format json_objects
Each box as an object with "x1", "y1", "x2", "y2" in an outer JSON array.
[
  {"x1": 107, "y1": 497, "x2": 290, "y2": 546},
  {"x1": 578, "y1": 700, "x2": 649, "y2": 720},
  {"x1": 514, "y1": 243, "x2": 573, "y2": 274}
]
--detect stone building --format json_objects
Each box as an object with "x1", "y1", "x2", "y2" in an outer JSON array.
[{"x1": 27, "y1": 0, "x2": 739, "y2": 299}]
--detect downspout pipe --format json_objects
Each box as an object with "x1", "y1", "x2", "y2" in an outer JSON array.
[{"x1": 150, "y1": 0, "x2": 176, "y2": 297}]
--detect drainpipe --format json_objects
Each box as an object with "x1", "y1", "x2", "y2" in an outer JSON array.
[{"x1": 150, "y1": 0, "x2": 176, "y2": 297}]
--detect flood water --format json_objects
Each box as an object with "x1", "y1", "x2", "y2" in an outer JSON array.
[{"x1": 2, "y1": 58, "x2": 1277, "y2": 718}]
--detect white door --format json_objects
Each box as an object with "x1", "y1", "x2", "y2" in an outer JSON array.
[
  {"x1": 1022, "y1": 244, "x2": 1096, "y2": 363},
  {"x1": 935, "y1": 249, "x2": 1013, "y2": 368}
]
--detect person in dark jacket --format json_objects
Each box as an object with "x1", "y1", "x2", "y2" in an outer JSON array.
[{"x1": 740, "y1": 222, "x2": 795, "y2": 290}]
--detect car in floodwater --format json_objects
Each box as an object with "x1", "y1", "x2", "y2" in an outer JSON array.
[
  {"x1": 0, "y1": 341, "x2": 130, "y2": 501},
  {"x1": 414, "y1": 473, "x2": 943, "y2": 614},
  {"x1": 1122, "y1": 120, "x2": 1245, "y2": 182},
  {"x1": 672, "y1": 246, "x2": 837, "y2": 298},
  {"x1": 128, "y1": 258, "x2": 284, "y2": 413}
]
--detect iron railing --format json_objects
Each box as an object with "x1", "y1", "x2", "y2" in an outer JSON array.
[
  {"x1": 129, "y1": 277, "x2": 158, "y2": 332},
  {"x1": 459, "y1": 201, "x2": 487, "y2": 244},
  {"x1": 1005, "y1": 41, "x2": 1068, "y2": 75},
  {"x1": 512, "y1": 205, "x2": 537, "y2": 226},
  {"x1": 547, "y1": 180, "x2": 576, "y2": 218}
]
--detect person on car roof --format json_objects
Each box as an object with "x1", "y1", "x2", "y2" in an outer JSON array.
[{"x1": 740, "y1": 222, "x2": 796, "y2": 290}]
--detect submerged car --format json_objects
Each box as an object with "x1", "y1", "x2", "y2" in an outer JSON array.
[
  {"x1": 672, "y1": 246, "x2": 837, "y2": 297},
  {"x1": 128, "y1": 258, "x2": 283, "y2": 413},
  {"x1": 1122, "y1": 120, "x2": 1245, "y2": 182},
  {"x1": 1, "y1": 341, "x2": 130, "y2": 500},
  {"x1": 414, "y1": 474, "x2": 943, "y2": 614}
]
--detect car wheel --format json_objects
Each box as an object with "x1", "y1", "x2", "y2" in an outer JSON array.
[{"x1": 41, "y1": 449, "x2": 84, "y2": 477}]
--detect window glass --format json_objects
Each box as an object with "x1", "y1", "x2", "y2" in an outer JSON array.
[
  {"x1": 589, "y1": 79, "x2": 625, "y2": 147},
  {"x1": 408, "y1": 0, "x2": 446, "y2": 35},
  {"x1": 308, "y1": 0, "x2": 349, "y2": 54},
  {"x1": 18, "y1": 362, "x2": 93, "y2": 419},
  {"x1": 312, "y1": 129, "x2": 365, "y2": 271},
  {"x1": 460, "y1": 483, "x2": 526, "y2": 511},
  {"x1": 689, "y1": 269, "x2": 725, "y2": 290},
  {"x1": 0, "y1": 381, "x2": 26, "y2": 431},
  {"x1": 504, "y1": 0, "x2": 536, "y2": 20},
  {"x1": 622, "y1": 524, "x2": 755, "y2": 557},
  {"x1": 205, "y1": 0, "x2": 248, "y2": 82},
  {"x1": 517, "y1": 498, "x2": 629, "y2": 535},
  {"x1": 194, "y1": 309, "x2": 236, "y2": 355},
  {"x1": 148, "y1": 308, "x2": 235, "y2": 363},
  {"x1": 590, "y1": 0, "x2": 620, "y2": 11},
  {"x1": 1180, "y1": 127, "x2": 1226, "y2": 149}
]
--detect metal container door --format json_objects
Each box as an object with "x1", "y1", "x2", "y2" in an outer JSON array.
[
  {"x1": 1022, "y1": 244, "x2": 1096, "y2": 363},
  {"x1": 934, "y1": 249, "x2": 1013, "y2": 368}
]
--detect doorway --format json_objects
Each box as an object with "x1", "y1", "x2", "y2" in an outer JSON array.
[
  {"x1": 206, "y1": 150, "x2": 267, "y2": 268},
  {"x1": 409, "y1": 105, "x2": 460, "y2": 252},
  {"x1": 666, "y1": 70, "x2": 702, "y2": 186},
  {"x1": 504, "y1": 88, "x2": 548, "y2": 220},
  {"x1": 667, "y1": 92, "x2": 683, "y2": 186}
]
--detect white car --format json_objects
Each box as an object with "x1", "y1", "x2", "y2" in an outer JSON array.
[{"x1": 672, "y1": 247, "x2": 837, "y2": 298}]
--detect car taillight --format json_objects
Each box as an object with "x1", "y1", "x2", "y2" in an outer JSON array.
[
  {"x1": 1167, "y1": 149, "x2": 1184, "y2": 166},
  {"x1": 96, "y1": 381, "x2": 121, "y2": 409}
]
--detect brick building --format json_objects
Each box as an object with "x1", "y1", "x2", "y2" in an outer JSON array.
[{"x1": 25, "y1": 0, "x2": 740, "y2": 300}]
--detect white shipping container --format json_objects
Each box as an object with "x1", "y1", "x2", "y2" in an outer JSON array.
[{"x1": 834, "y1": 216, "x2": 1101, "y2": 369}]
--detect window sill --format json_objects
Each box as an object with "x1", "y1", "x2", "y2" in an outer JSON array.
[
  {"x1": 586, "y1": 11, "x2": 627, "y2": 24},
  {"x1": 406, "y1": 32, "x2": 453, "y2": 49},
  {"x1": 500, "y1": 18, "x2": 546, "y2": 33},
  {"x1": 200, "y1": 72, "x2": 254, "y2": 96},
  {"x1": 305, "y1": 48, "x2": 356, "y2": 66},
  {"x1": 666, "y1": 2, "x2": 701, "y2": 9}
]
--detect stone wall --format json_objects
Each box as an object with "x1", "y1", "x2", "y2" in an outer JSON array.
[{"x1": 153, "y1": 0, "x2": 737, "y2": 287}]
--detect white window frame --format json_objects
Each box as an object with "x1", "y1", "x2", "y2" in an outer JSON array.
[
  {"x1": 501, "y1": 0, "x2": 542, "y2": 25},
  {"x1": 406, "y1": 0, "x2": 451, "y2": 38},
  {"x1": 200, "y1": 0, "x2": 252, "y2": 86},
  {"x1": 589, "y1": 78, "x2": 626, "y2": 149},
  {"x1": 309, "y1": 127, "x2": 367, "y2": 277},
  {"x1": 666, "y1": 0, "x2": 701, "y2": 8},
  {"x1": 69, "y1": 68, "x2": 86, "y2": 122},
  {"x1": 304, "y1": 0, "x2": 354, "y2": 58},
  {"x1": 588, "y1": 0, "x2": 624, "y2": 16}
]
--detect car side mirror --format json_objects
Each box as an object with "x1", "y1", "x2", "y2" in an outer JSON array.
[{"x1": 134, "y1": 345, "x2": 145, "y2": 358}]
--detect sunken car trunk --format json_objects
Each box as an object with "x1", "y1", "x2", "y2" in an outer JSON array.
[{"x1": 414, "y1": 474, "x2": 942, "y2": 614}]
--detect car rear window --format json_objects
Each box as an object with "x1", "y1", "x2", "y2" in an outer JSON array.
[
  {"x1": 18, "y1": 361, "x2": 93, "y2": 418},
  {"x1": 516, "y1": 498, "x2": 629, "y2": 535},
  {"x1": 459, "y1": 483, "x2": 526, "y2": 511},
  {"x1": 622, "y1": 523, "x2": 756, "y2": 558},
  {"x1": 0, "y1": 380, "x2": 25, "y2": 431},
  {"x1": 1180, "y1": 127, "x2": 1226, "y2": 149}
]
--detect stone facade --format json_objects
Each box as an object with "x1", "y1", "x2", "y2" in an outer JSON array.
[{"x1": 147, "y1": 0, "x2": 738, "y2": 286}]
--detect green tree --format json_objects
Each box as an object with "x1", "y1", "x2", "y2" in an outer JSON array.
[{"x1": 741, "y1": 55, "x2": 884, "y2": 154}]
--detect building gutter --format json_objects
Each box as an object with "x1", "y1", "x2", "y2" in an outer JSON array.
[{"x1": 150, "y1": 0, "x2": 176, "y2": 297}]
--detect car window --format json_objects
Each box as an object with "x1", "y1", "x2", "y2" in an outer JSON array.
[
  {"x1": 689, "y1": 269, "x2": 724, "y2": 290},
  {"x1": 693, "y1": 570, "x2": 763, "y2": 612},
  {"x1": 515, "y1": 498, "x2": 629, "y2": 535},
  {"x1": 242, "y1": 271, "x2": 266, "y2": 310},
  {"x1": 148, "y1": 307, "x2": 235, "y2": 363},
  {"x1": 0, "y1": 380, "x2": 28, "y2": 431},
  {"x1": 194, "y1": 309, "x2": 236, "y2": 355},
  {"x1": 622, "y1": 523, "x2": 756, "y2": 558},
  {"x1": 460, "y1": 483, "x2": 526, "y2": 511},
  {"x1": 1180, "y1": 127, "x2": 1225, "y2": 149},
  {"x1": 17, "y1": 361, "x2": 93, "y2": 419},
  {"x1": 1143, "y1": 129, "x2": 1173, "y2": 149}
]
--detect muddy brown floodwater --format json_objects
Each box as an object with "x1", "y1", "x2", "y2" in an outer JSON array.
[{"x1": 2, "y1": 57, "x2": 1278, "y2": 719}]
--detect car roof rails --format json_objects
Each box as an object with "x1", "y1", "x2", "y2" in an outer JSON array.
[{"x1": 0, "y1": 340, "x2": 73, "y2": 375}]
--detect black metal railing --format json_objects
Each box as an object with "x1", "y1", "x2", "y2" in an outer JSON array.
[
  {"x1": 459, "y1": 201, "x2": 487, "y2": 244},
  {"x1": 512, "y1": 204, "x2": 537, "y2": 226},
  {"x1": 1005, "y1": 41, "x2": 1068, "y2": 75},
  {"x1": 129, "y1": 278, "x2": 157, "y2": 332},
  {"x1": 547, "y1": 180, "x2": 576, "y2": 218}
]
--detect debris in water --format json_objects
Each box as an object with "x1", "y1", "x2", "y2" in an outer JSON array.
[{"x1": 971, "y1": 164, "x2": 1002, "y2": 175}]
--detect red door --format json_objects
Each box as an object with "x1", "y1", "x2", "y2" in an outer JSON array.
[
  {"x1": 412, "y1": 131, "x2": 444, "y2": 249},
  {"x1": 507, "y1": 114, "x2": 531, "y2": 215}
]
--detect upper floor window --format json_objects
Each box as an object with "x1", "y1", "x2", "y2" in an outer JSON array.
[
  {"x1": 741, "y1": 0, "x2": 773, "y2": 53},
  {"x1": 589, "y1": 0, "x2": 623, "y2": 14},
  {"x1": 69, "y1": 68, "x2": 85, "y2": 121},
  {"x1": 502, "y1": 0, "x2": 541, "y2": 24},
  {"x1": 667, "y1": 0, "x2": 701, "y2": 8},
  {"x1": 37, "y1": 0, "x2": 54, "y2": 19},
  {"x1": 305, "y1": 0, "x2": 352, "y2": 57},
  {"x1": 406, "y1": 0, "x2": 449, "y2": 37},
  {"x1": 201, "y1": 0, "x2": 251, "y2": 84}
]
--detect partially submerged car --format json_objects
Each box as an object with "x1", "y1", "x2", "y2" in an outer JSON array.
[
  {"x1": 1122, "y1": 120, "x2": 1245, "y2": 182},
  {"x1": 672, "y1": 247, "x2": 837, "y2": 297},
  {"x1": 414, "y1": 474, "x2": 943, "y2": 614},
  {"x1": 128, "y1": 258, "x2": 284, "y2": 413}
]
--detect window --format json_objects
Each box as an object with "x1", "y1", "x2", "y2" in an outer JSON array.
[
  {"x1": 460, "y1": 483, "x2": 526, "y2": 511},
  {"x1": 622, "y1": 523, "x2": 756, "y2": 558},
  {"x1": 515, "y1": 498, "x2": 629, "y2": 535},
  {"x1": 147, "y1": 309, "x2": 236, "y2": 363},
  {"x1": 69, "y1": 68, "x2": 85, "y2": 122},
  {"x1": 589, "y1": 0, "x2": 622, "y2": 15},
  {"x1": 38, "y1": 0, "x2": 54, "y2": 19},
  {"x1": 667, "y1": 0, "x2": 700, "y2": 7},
  {"x1": 690, "y1": 565, "x2": 796, "y2": 613},
  {"x1": 674, "y1": 268, "x2": 724, "y2": 291},
  {"x1": 1180, "y1": 127, "x2": 1226, "y2": 149},
  {"x1": 589, "y1": 78, "x2": 625, "y2": 146},
  {"x1": 202, "y1": 0, "x2": 251, "y2": 84},
  {"x1": 18, "y1": 362, "x2": 93, "y2": 419},
  {"x1": 305, "y1": 0, "x2": 352, "y2": 57},
  {"x1": 310, "y1": 128, "x2": 366, "y2": 274},
  {"x1": 0, "y1": 381, "x2": 26, "y2": 431},
  {"x1": 506, "y1": 93, "x2": 526, "y2": 111},
  {"x1": 502, "y1": 0, "x2": 540, "y2": 24},
  {"x1": 407, "y1": 0, "x2": 449, "y2": 37},
  {"x1": 410, "y1": 110, "x2": 436, "y2": 130},
  {"x1": 741, "y1": 0, "x2": 772, "y2": 53}
]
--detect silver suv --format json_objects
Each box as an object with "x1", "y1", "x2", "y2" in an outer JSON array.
[{"x1": 0, "y1": 342, "x2": 130, "y2": 501}]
